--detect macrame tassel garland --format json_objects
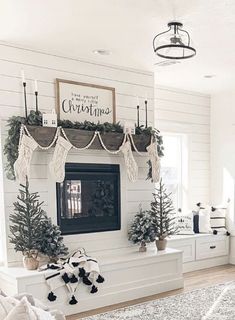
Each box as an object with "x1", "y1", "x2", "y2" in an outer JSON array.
[
  {"x1": 49, "y1": 136, "x2": 72, "y2": 183},
  {"x1": 14, "y1": 133, "x2": 38, "y2": 185},
  {"x1": 120, "y1": 140, "x2": 138, "y2": 182},
  {"x1": 147, "y1": 139, "x2": 161, "y2": 183}
]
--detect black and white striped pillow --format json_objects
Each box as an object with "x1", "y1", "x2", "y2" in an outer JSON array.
[{"x1": 210, "y1": 207, "x2": 229, "y2": 235}]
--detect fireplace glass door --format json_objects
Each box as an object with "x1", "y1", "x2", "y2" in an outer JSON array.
[{"x1": 57, "y1": 163, "x2": 121, "y2": 235}]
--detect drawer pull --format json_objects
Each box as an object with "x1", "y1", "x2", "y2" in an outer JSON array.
[{"x1": 210, "y1": 245, "x2": 216, "y2": 249}]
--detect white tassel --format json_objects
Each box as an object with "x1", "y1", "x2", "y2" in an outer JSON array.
[
  {"x1": 147, "y1": 139, "x2": 160, "y2": 183},
  {"x1": 49, "y1": 136, "x2": 72, "y2": 183},
  {"x1": 14, "y1": 133, "x2": 38, "y2": 185},
  {"x1": 120, "y1": 140, "x2": 138, "y2": 182}
]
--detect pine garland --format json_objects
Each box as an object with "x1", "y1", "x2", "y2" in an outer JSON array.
[{"x1": 4, "y1": 111, "x2": 164, "y2": 180}]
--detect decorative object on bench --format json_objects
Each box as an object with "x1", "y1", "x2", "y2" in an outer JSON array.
[
  {"x1": 9, "y1": 178, "x2": 68, "y2": 270},
  {"x1": 4, "y1": 111, "x2": 163, "y2": 183},
  {"x1": 128, "y1": 205, "x2": 155, "y2": 252},
  {"x1": 41, "y1": 248, "x2": 104, "y2": 305},
  {"x1": 176, "y1": 211, "x2": 194, "y2": 235},
  {"x1": 150, "y1": 179, "x2": 178, "y2": 250},
  {"x1": 210, "y1": 206, "x2": 230, "y2": 236}
]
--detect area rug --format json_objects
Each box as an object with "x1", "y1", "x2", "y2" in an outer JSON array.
[{"x1": 85, "y1": 282, "x2": 235, "y2": 320}]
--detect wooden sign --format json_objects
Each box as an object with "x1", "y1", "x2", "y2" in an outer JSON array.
[{"x1": 56, "y1": 79, "x2": 116, "y2": 123}]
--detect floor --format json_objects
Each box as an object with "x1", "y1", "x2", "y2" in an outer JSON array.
[{"x1": 67, "y1": 264, "x2": 235, "y2": 320}]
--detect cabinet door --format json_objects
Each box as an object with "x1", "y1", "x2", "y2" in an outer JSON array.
[{"x1": 168, "y1": 239, "x2": 195, "y2": 263}]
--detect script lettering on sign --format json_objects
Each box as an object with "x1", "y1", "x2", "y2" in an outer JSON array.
[{"x1": 56, "y1": 79, "x2": 116, "y2": 123}]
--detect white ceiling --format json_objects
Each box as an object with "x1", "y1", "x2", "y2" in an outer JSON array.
[{"x1": 1, "y1": 0, "x2": 235, "y2": 94}]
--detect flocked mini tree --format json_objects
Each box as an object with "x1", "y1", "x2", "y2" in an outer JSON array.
[
  {"x1": 150, "y1": 179, "x2": 178, "y2": 250},
  {"x1": 37, "y1": 216, "x2": 68, "y2": 263},
  {"x1": 128, "y1": 206, "x2": 156, "y2": 252}
]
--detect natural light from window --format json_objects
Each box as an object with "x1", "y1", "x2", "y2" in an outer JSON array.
[{"x1": 161, "y1": 133, "x2": 188, "y2": 212}]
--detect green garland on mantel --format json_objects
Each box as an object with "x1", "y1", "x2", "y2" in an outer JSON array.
[{"x1": 4, "y1": 110, "x2": 164, "y2": 180}]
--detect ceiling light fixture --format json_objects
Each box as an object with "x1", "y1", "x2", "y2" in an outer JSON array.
[
  {"x1": 153, "y1": 21, "x2": 196, "y2": 60},
  {"x1": 92, "y1": 49, "x2": 112, "y2": 56}
]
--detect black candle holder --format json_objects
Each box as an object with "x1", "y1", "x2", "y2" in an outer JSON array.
[
  {"x1": 145, "y1": 100, "x2": 148, "y2": 128},
  {"x1": 23, "y1": 82, "x2": 28, "y2": 120},
  {"x1": 35, "y1": 91, "x2": 39, "y2": 114},
  {"x1": 137, "y1": 105, "x2": 140, "y2": 128}
]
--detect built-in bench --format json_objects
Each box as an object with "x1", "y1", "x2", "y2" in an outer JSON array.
[
  {"x1": 168, "y1": 233, "x2": 230, "y2": 272},
  {"x1": 0, "y1": 247, "x2": 183, "y2": 316}
]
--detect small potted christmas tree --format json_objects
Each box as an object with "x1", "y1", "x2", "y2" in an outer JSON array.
[
  {"x1": 9, "y1": 177, "x2": 68, "y2": 269},
  {"x1": 9, "y1": 178, "x2": 44, "y2": 270},
  {"x1": 128, "y1": 206, "x2": 155, "y2": 252},
  {"x1": 150, "y1": 179, "x2": 178, "y2": 250},
  {"x1": 37, "y1": 216, "x2": 68, "y2": 263}
]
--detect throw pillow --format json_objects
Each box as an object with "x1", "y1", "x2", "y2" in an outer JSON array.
[
  {"x1": 210, "y1": 206, "x2": 230, "y2": 235},
  {"x1": 5, "y1": 297, "x2": 37, "y2": 320},
  {"x1": 199, "y1": 206, "x2": 212, "y2": 233},
  {"x1": 176, "y1": 211, "x2": 194, "y2": 235},
  {"x1": 0, "y1": 295, "x2": 13, "y2": 320}
]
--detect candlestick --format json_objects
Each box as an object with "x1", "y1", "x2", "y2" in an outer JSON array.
[
  {"x1": 145, "y1": 99, "x2": 148, "y2": 128},
  {"x1": 35, "y1": 91, "x2": 39, "y2": 114},
  {"x1": 23, "y1": 82, "x2": 28, "y2": 120},
  {"x1": 21, "y1": 70, "x2": 25, "y2": 83},
  {"x1": 137, "y1": 105, "x2": 140, "y2": 127}
]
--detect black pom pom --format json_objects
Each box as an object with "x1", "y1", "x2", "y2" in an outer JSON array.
[
  {"x1": 69, "y1": 295, "x2": 78, "y2": 305},
  {"x1": 70, "y1": 274, "x2": 78, "y2": 283},
  {"x1": 213, "y1": 230, "x2": 218, "y2": 235},
  {"x1": 79, "y1": 268, "x2": 86, "y2": 278},
  {"x1": 90, "y1": 285, "x2": 98, "y2": 294},
  {"x1": 62, "y1": 272, "x2": 70, "y2": 284},
  {"x1": 96, "y1": 275, "x2": 105, "y2": 283},
  {"x1": 211, "y1": 206, "x2": 216, "y2": 212},
  {"x1": 72, "y1": 262, "x2": 79, "y2": 267},
  {"x1": 196, "y1": 202, "x2": 201, "y2": 207},
  {"x1": 83, "y1": 276, "x2": 92, "y2": 286},
  {"x1": 226, "y1": 231, "x2": 231, "y2": 236},
  {"x1": 47, "y1": 291, "x2": 57, "y2": 302}
]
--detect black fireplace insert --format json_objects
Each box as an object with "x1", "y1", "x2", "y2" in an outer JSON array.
[{"x1": 56, "y1": 163, "x2": 121, "y2": 235}]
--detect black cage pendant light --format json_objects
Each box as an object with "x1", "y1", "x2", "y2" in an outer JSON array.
[{"x1": 153, "y1": 21, "x2": 196, "y2": 60}]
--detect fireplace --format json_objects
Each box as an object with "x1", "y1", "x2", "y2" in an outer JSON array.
[{"x1": 56, "y1": 163, "x2": 121, "y2": 235}]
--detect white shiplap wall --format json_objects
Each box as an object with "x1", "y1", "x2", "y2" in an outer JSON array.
[
  {"x1": 0, "y1": 43, "x2": 155, "y2": 265},
  {"x1": 155, "y1": 85, "x2": 211, "y2": 208}
]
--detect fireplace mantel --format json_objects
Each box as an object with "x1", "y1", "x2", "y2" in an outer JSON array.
[{"x1": 26, "y1": 125, "x2": 151, "y2": 152}]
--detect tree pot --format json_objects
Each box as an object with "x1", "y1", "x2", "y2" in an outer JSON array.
[
  {"x1": 23, "y1": 256, "x2": 39, "y2": 270},
  {"x1": 139, "y1": 241, "x2": 147, "y2": 252},
  {"x1": 156, "y1": 238, "x2": 167, "y2": 250}
]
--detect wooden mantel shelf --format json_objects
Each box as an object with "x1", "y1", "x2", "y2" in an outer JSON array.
[{"x1": 26, "y1": 125, "x2": 151, "y2": 152}]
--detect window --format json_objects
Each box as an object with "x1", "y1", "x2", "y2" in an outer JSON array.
[{"x1": 161, "y1": 133, "x2": 188, "y2": 211}]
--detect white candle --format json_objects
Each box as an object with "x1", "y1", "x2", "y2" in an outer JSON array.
[
  {"x1": 145, "y1": 93, "x2": 148, "y2": 101},
  {"x1": 21, "y1": 70, "x2": 25, "y2": 83},
  {"x1": 136, "y1": 96, "x2": 140, "y2": 106},
  {"x1": 34, "y1": 79, "x2": 38, "y2": 92}
]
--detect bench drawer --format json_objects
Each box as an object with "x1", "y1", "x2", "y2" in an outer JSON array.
[{"x1": 196, "y1": 236, "x2": 229, "y2": 260}]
